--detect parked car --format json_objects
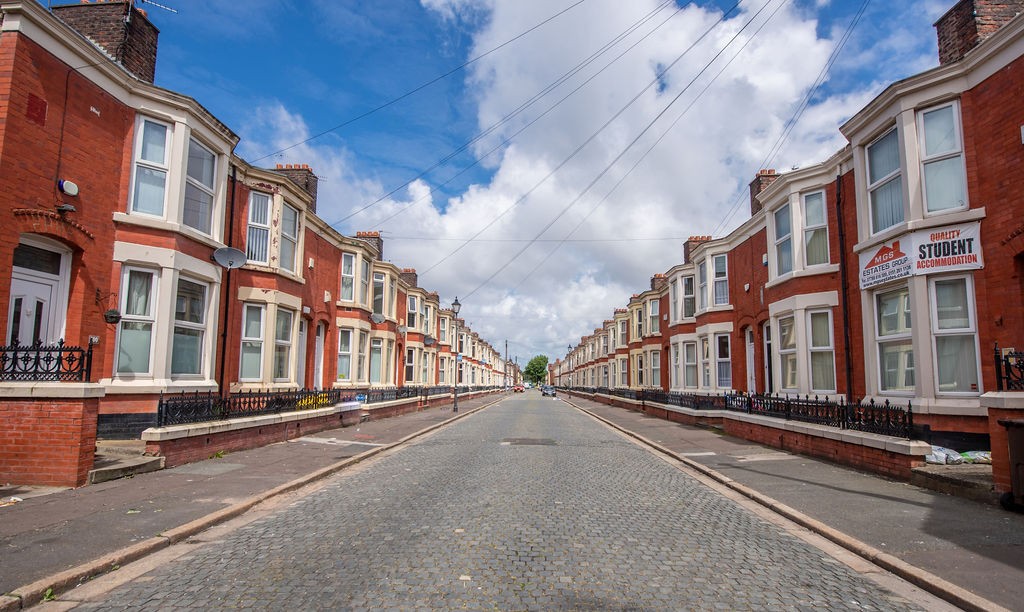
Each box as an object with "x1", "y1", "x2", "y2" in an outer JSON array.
[
  {"x1": 513, "y1": 384, "x2": 525, "y2": 393},
  {"x1": 541, "y1": 385, "x2": 556, "y2": 397}
]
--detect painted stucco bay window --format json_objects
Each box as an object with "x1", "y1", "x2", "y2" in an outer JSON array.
[{"x1": 867, "y1": 128, "x2": 904, "y2": 234}]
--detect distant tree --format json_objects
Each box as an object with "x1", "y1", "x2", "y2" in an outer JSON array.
[{"x1": 523, "y1": 355, "x2": 549, "y2": 385}]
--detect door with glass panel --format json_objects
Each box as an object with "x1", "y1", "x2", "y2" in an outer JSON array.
[{"x1": 8, "y1": 241, "x2": 67, "y2": 346}]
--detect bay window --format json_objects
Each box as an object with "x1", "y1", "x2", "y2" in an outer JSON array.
[
  {"x1": 648, "y1": 300, "x2": 659, "y2": 334},
  {"x1": 116, "y1": 269, "x2": 157, "y2": 375},
  {"x1": 867, "y1": 128, "x2": 903, "y2": 234},
  {"x1": 670, "y1": 280, "x2": 678, "y2": 322},
  {"x1": 808, "y1": 310, "x2": 836, "y2": 392},
  {"x1": 931, "y1": 277, "x2": 978, "y2": 393},
  {"x1": 650, "y1": 350, "x2": 660, "y2": 388},
  {"x1": 619, "y1": 358, "x2": 627, "y2": 385},
  {"x1": 239, "y1": 304, "x2": 264, "y2": 381},
  {"x1": 360, "y1": 260, "x2": 370, "y2": 305},
  {"x1": 876, "y1": 287, "x2": 914, "y2": 392},
  {"x1": 171, "y1": 278, "x2": 206, "y2": 375},
  {"x1": 636, "y1": 354, "x2": 644, "y2": 386},
  {"x1": 634, "y1": 308, "x2": 643, "y2": 338},
  {"x1": 920, "y1": 102, "x2": 966, "y2": 214},
  {"x1": 671, "y1": 344, "x2": 680, "y2": 388},
  {"x1": 700, "y1": 337, "x2": 710, "y2": 387},
  {"x1": 440, "y1": 317, "x2": 448, "y2": 343},
  {"x1": 246, "y1": 193, "x2": 270, "y2": 264},
  {"x1": 183, "y1": 138, "x2": 216, "y2": 234},
  {"x1": 407, "y1": 295, "x2": 418, "y2": 328},
  {"x1": 357, "y1": 331, "x2": 368, "y2": 382},
  {"x1": 406, "y1": 348, "x2": 415, "y2": 383}
]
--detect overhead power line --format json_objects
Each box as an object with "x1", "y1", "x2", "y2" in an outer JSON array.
[
  {"x1": 419, "y1": 1, "x2": 747, "y2": 280},
  {"x1": 251, "y1": 0, "x2": 591, "y2": 163},
  {"x1": 330, "y1": 0, "x2": 682, "y2": 228}
]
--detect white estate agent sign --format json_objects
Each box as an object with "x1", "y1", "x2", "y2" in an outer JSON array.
[{"x1": 859, "y1": 221, "x2": 983, "y2": 289}]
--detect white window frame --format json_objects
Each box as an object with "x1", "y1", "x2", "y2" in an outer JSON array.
[
  {"x1": 182, "y1": 137, "x2": 216, "y2": 235},
  {"x1": 273, "y1": 308, "x2": 294, "y2": 382},
  {"x1": 918, "y1": 101, "x2": 967, "y2": 215},
  {"x1": 807, "y1": 310, "x2": 836, "y2": 393},
  {"x1": 340, "y1": 253, "x2": 355, "y2": 301},
  {"x1": 634, "y1": 308, "x2": 643, "y2": 339},
  {"x1": 440, "y1": 317, "x2": 448, "y2": 343},
  {"x1": 373, "y1": 273, "x2": 386, "y2": 316},
  {"x1": 279, "y1": 204, "x2": 299, "y2": 274},
  {"x1": 115, "y1": 267, "x2": 158, "y2": 376},
  {"x1": 715, "y1": 333, "x2": 731, "y2": 389},
  {"x1": 246, "y1": 192, "x2": 271, "y2": 264},
  {"x1": 359, "y1": 260, "x2": 370, "y2": 306},
  {"x1": 875, "y1": 286, "x2": 914, "y2": 394},
  {"x1": 700, "y1": 337, "x2": 710, "y2": 388},
  {"x1": 712, "y1": 254, "x2": 728, "y2": 306},
  {"x1": 336, "y1": 328, "x2": 353, "y2": 382},
  {"x1": 682, "y1": 276, "x2": 695, "y2": 318},
  {"x1": 778, "y1": 316, "x2": 797, "y2": 390},
  {"x1": 867, "y1": 126, "x2": 904, "y2": 234},
  {"x1": 775, "y1": 203, "x2": 793, "y2": 276},
  {"x1": 171, "y1": 277, "x2": 207, "y2": 377},
  {"x1": 803, "y1": 191, "x2": 829, "y2": 267},
  {"x1": 239, "y1": 303, "x2": 264, "y2": 382},
  {"x1": 636, "y1": 354, "x2": 644, "y2": 387},
  {"x1": 649, "y1": 350, "x2": 660, "y2": 388},
  {"x1": 619, "y1": 357, "x2": 627, "y2": 386},
  {"x1": 698, "y1": 262, "x2": 707, "y2": 311},
  {"x1": 929, "y1": 275, "x2": 980, "y2": 395},
  {"x1": 683, "y1": 341, "x2": 698, "y2": 388},
  {"x1": 407, "y1": 295, "x2": 418, "y2": 328},
  {"x1": 406, "y1": 348, "x2": 416, "y2": 383},
  {"x1": 648, "y1": 300, "x2": 659, "y2": 334},
  {"x1": 129, "y1": 117, "x2": 170, "y2": 218}
]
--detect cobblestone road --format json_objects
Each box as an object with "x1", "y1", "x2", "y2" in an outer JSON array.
[{"x1": 74, "y1": 398, "x2": 931, "y2": 610}]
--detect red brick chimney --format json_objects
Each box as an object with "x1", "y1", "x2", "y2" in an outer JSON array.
[
  {"x1": 650, "y1": 273, "x2": 667, "y2": 291},
  {"x1": 935, "y1": 0, "x2": 1024, "y2": 65},
  {"x1": 682, "y1": 235, "x2": 712, "y2": 264},
  {"x1": 748, "y1": 169, "x2": 778, "y2": 216},
  {"x1": 273, "y1": 164, "x2": 319, "y2": 214},
  {"x1": 52, "y1": 1, "x2": 159, "y2": 83},
  {"x1": 355, "y1": 231, "x2": 383, "y2": 258},
  {"x1": 400, "y1": 268, "x2": 418, "y2": 288}
]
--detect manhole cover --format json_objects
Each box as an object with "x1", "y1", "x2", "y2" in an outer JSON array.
[{"x1": 501, "y1": 438, "x2": 557, "y2": 446}]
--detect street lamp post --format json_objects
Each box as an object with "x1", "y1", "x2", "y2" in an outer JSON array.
[{"x1": 452, "y1": 297, "x2": 461, "y2": 413}]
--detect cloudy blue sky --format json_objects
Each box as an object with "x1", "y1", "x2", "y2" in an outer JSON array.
[{"x1": 130, "y1": 0, "x2": 948, "y2": 363}]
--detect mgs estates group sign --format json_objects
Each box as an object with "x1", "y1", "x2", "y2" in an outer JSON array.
[{"x1": 859, "y1": 221, "x2": 983, "y2": 289}]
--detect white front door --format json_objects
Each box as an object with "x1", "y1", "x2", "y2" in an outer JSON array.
[
  {"x1": 8, "y1": 275, "x2": 58, "y2": 345},
  {"x1": 296, "y1": 320, "x2": 307, "y2": 388},
  {"x1": 313, "y1": 323, "x2": 325, "y2": 389},
  {"x1": 745, "y1": 328, "x2": 756, "y2": 393}
]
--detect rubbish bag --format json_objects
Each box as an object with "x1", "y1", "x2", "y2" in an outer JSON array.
[
  {"x1": 960, "y1": 450, "x2": 992, "y2": 464},
  {"x1": 925, "y1": 446, "x2": 963, "y2": 465}
]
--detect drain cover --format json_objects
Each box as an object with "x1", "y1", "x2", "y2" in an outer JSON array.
[{"x1": 501, "y1": 438, "x2": 557, "y2": 446}]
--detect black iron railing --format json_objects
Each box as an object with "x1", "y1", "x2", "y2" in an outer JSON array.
[
  {"x1": 0, "y1": 339, "x2": 93, "y2": 382},
  {"x1": 995, "y1": 343, "x2": 1024, "y2": 391},
  {"x1": 158, "y1": 388, "x2": 357, "y2": 427}
]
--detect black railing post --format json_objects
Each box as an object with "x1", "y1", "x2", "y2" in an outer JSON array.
[{"x1": 995, "y1": 343, "x2": 1004, "y2": 392}]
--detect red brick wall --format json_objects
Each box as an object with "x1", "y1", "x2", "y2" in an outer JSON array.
[
  {"x1": 0, "y1": 32, "x2": 128, "y2": 366},
  {"x1": 960, "y1": 53, "x2": 1024, "y2": 392},
  {"x1": 0, "y1": 397, "x2": 98, "y2": 486}
]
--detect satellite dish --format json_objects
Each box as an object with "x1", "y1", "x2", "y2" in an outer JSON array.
[
  {"x1": 370, "y1": 313, "x2": 386, "y2": 324},
  {"x1": 212, "y1": 247, "x2": 246, "y2": 269},
  {"x1": 424, "y1": 336, "x2": 436, "y2": 346}
]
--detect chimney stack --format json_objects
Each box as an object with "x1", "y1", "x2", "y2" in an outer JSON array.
[
  {"x1": 355, "y1": 231, "x2": 383, "y2": 259},
  {"x1": 52, "y1": 1, "x2": 159, "y2": 83},
  {"x1": 935, "y1": 0, "x2": 1024, "y2": 65},
  {"x1": 748, "y1": 169, "x2": 778, "y2": 216},
  {"x1": 273, "y1": 164, "x2": 319, "y2": 214},
  {"x1": 682, "y1": 235, "x2": 712, "y2": 264},
  {"x1": 400, "y1": 268, "x2": 418, "y2": 288},
  {"x1": 651, "y1": 273, "x2": 667, "y2": 291}
]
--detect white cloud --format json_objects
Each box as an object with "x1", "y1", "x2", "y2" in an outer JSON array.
[{"x1": 248, "y1": 0, "x2": 942, "y2": 362}]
